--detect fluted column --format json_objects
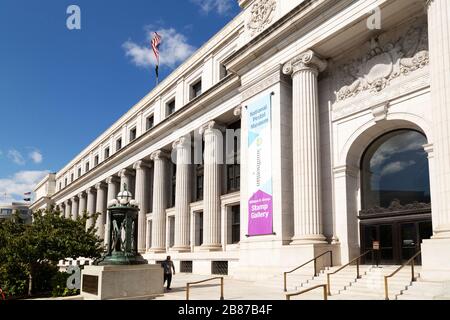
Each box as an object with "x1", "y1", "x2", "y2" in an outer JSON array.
[
  {"x1": 71, "y1": 196, "x2": 79, "y2": 221},
  {"x1": 86, "y1": 187, "x2": 96, "y2": 230},
  {"x1": 78, "y1": 192, "x2": 87, "y2": 217},
  {"x1": 150, "y1": 150, "x2": 170, "y2": 252},
  {"x1": 119, "y1": 168, "x2": 134, "y2": 192},
  {"x1": 283, "y1": 50, "x2": 327, "y2": 244},
  {"x1": 64, "y1": 200, "x2": 71, "y2": 219},
  {"x1": 134, "y1": 160, "x2": 151, "y2": 253},
  {"x1": 106, "y1": 176, "x2": 120, "y2": 247},
  {"x1": 199, "y1": 121, "x2": 223, "y2": 251},
  {"x1": 173, "y1": 135, "x2": 192, "y2": 252},
  {"x1": 427, "y1": 0, "x2": 450, "y2": 238},
  {"x1": 95, "y1": 182, "x2": 107, "y2": 240}
]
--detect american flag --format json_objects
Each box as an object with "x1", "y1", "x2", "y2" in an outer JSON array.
[{"x1": 151, "y1": 32, "x2": 162, "y2": 65}]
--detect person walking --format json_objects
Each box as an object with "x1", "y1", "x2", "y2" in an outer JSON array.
[{"x1": 161, "y1": 256, "x2": 176, "y2": 291}]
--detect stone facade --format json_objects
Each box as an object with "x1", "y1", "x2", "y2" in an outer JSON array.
[{"x1": 31, "y1": 0, "x2": 450, "y2": 282}]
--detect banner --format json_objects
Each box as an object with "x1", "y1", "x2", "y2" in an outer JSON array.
[{"x1": 247, "y1": 93, "x2": 273, "y2": 237}]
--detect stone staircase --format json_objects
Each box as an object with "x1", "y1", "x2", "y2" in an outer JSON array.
[{"x1": 279, "y1": 264, "x2": 448, "y2": 300}]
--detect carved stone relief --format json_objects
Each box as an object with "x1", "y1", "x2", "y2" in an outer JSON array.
[
  {"x1": 247, "y1": 0, "x2": 277, "y2": 36},
  {"x1": 333, "y1": 23, "x2": 429, "y2": 102}
]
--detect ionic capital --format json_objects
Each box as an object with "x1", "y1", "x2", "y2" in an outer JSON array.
[
  {"x1": 95, "y1": 182, "x2": 107, "y2": 190},
  {"x1": 106, "y1": 176, "x2": 120, "y2": 185},
  {"x1": 199, "y1": 120, "x2": 225, "y2": 135},
  {"x1": 150, "y1": 150, "x2": 171, "y2": 161},
  {"x1": 234, "y1": 106, "x2": 243, "y2": 117},
  {"x1": 172, "y1": 135, "x2": 192, "y2": 150},
  {"x1": 133, "y1": 160, "x2": 151, "y2": 171},
  {"x1": 119, "y1": 168, "x2": 135, "y2": 178},
  {"x1": 283, "y1": 50, "x2": 327, "y2": 77}
]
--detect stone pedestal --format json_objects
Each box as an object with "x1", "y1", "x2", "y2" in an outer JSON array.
[
  {"x1": 81, "y1": 264, "x2": 164, "y2": 300},
  {"x1": 421, "y1": 239, "x2": 450, "y2": 281}
]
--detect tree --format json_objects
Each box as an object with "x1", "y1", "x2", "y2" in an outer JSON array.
[{"x1": 0, "y1": 208, "x2": 103, "y2": 297}]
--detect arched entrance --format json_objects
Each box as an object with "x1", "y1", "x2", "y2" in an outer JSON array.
[{"x1": 359, "y1": 130, "x2": 432, "y2": 264}]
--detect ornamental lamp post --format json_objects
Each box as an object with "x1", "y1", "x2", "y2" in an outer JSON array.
[{"x1": 95, "y1": 184, "x2": 147, "y2": 266}]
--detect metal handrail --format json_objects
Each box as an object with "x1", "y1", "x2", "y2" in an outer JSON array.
[
  {"x1": 286, "y1": 284, "x2": 328, "y2": 300},
  {"x1": 384, "y1": 250, "x2": 421, "y2": 300},
  {"x1": 186, "y1": 277, "x2": 224, "y2": 300},
  {"x1": 284, "y1": 251, "x2": 333, "y2": 292},
  {"x1": 326, "y1": 250, "x2": 372, "y2": 296}
]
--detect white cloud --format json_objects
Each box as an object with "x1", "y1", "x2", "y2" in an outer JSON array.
[
  {"x1": 191, "y1": 0, "x2": 235, "y2": 15},
  {"x1": 0, "y1": 170, "x2": 50, "y2": 203},
  {"x1": 380, "y1": 160, "x2": 416, "y2": 176},
  {"x1": 29, "y1": 150, "x2": 43, "y2": 164},
  {"x1": 123, "y1": 27, "x2": 196, "y2": 69},
  {"x1": 7, "y1": 149, "x2": 25, "y2": 165}
]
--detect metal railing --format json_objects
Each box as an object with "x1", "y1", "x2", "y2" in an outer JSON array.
[
  {"x1": 284, "y1": 251, "x2": 333, "y2": 292},
  {"x1": 384, "y1": 251, "x2": 421, "y2": 300},
  {"x1": 186, "y1": 277, "x2": 224, "y2": 300},
  {"x1": 286, "y1": 284, "x2": 328, "y2": 300},
  {"x1": 326, "y1": 250, "x2": 372, "y2": 296}
]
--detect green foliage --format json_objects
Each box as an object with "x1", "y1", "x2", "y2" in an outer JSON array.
[
  {"x1": 51, "y1": 272, "x2": 79, "y2": 297},
  {"x1": 0, "y1": 208, "x2": 103, "y2": 298}
]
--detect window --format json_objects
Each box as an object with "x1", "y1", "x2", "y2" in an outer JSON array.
[
  {"x1": 85, "y1": 162, "x2": 90, "y2": 173},
  {"x1": 65, "y1": 178, "x2": 67, "y2": 187},
  {"x1": 196, "y1": 164, "x2": 204, "y2": 201},
  {"x1": 231, "y1": 205, "x2": 240, "y2": 244},
  {"x1": 129, "y1": 127, "x2": 137, "y2": 142},
  {"x1": 78, "y1": 168, "x2": 82, "y2": 177},
  {"x1": 94, "y1": 155, "x2": 99, "y2": 166},
  {"x1": 180, "y1": 261, "x2": 193, "y2": 273},
  {"x1": 105, "y1": 147, "x2": 110, "y2": 159},
  {"x1": 146, "y1": 115, "x2": 154, "y2": 131},
  {"x1": 191, "y1": 80, "x2": 202, "y2": 100},
  {"x1": 167, "y1": 99, "x2": 176, "y2": 116},
  {"x1": 71, "y1": 173, "x2": 74, "y2": 182},
  {"x1": 220, "y1": 64, "x2": 228, "y2": 80},
  {"x1": 361, "y1": 130, "x2": 430, "y2": 212},
  {"x1": 116, "y1": 138, "x2": 122, "y2": 151},
  {"x1": 227, "y1": 120, "x2": 241, "y2": 193},
  {"x1": 170, "y1": 163, "x2": 177, "y2": 208},
  {"x1": 59, "y1": 182, "x2": 62, "y2": 190},
  {"x1": 195, "y1": 212, "x2": 203, "y2": 246},
  {"x1": 212, "y1": 261, "x2": 228, "y2": 275}
]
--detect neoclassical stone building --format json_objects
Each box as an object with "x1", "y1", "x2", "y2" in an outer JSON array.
[{"x1": 31, "y1": 0, "x2": 450, "y2": 282}]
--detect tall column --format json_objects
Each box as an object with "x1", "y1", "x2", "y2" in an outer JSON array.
[
  {"x1": 199, "y1": 121, "x2": 223, "y2": 251},
  {"x1": 71, "y1": 196, "x2": 79, "y2": 221},
  {"x1": 95, "y1": 182, "x2": 107, "y2": 240},
  {"x1": 106, "y1": 176, "x2": 120, "y2": 247},
  {"x1": 86, "y1": 187, "x2": 96, "y2": 230},
  {"x1": 150, "y1": 150, "x2": 169, "y2": 253},
  {"x1": 283, "y1": 50, "x2": 327, "y2": 244},
  {"x1": 133, "y1": 160, "x2": 151, "y2": 253},
  {"x1": 173, "y1": 135, "x2": 192, "y2": 252},
  {"x1": 64, "y1": 200, "x2": 71, "y2": 220},
  {"x1": 119, "y1": 168, "x2": 134, "y2": 192},
  {"x1": 422, "y1": 0, "x2": 450, "y2": 280},
  {"x1": 78, "y1": 192, "x2": 87, "y2": 217}
]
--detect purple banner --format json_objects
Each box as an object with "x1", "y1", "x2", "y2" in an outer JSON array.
[{"x1": 248, "y1": 190, "x2": 273, "y2": 236}]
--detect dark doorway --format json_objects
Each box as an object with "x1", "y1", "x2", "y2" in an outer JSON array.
[{"x1": 361, "y1": 218, "x2": 432, "y2": 265}]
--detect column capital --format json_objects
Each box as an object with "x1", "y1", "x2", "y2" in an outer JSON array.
[
  {"x1": 95, "y1": 182, "x2": 107, "y2": 190},
  {"x1": 133, "y1": 160, "x2": 152, "y2": 170},
  {"x1": 71, "y1": 196, "x2": 78, "y2": 202},
  {"x1": 150, "y1": 150, "x2": 171, "y2": 161},
  {"x1": 78, "y1": 191, "x2": 86, "y2": 198},
  {"x1": 65, "y1": 199, "x2": 71, "y2": 205},
  {"x1": 106, "y1": 176, "x2": 120, "y2": 185},
  {"x1": 199, "y1": 120, "x2": 225, "y2": 135},
  {"x1": 86, "y1": 187, "x2": 96, "y2": 194},
  {"x1": 172, "y1": 134, "x2": 191, "y2": 150},
  {"x1": 118, "y1": 168, "x2": 135, "y2": 178},
  {"x1": 283, "y1": 50, "x2": 327, "y2": 76},
  {"x1": 234, "y1": 106, "x2": 242, "y2": 117}
]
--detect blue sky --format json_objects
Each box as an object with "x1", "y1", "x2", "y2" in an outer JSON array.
[{"x1": 0, "y1": 0, "x2": 239, "y2": 202}]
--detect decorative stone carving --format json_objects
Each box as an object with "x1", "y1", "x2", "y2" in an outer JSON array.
[
  {"x1": 371, "y1": 102, "x2": 389, "y2": 123},
  {"x1": 334, "y1": 25, "x2": 429, "y2": 101},
  {"x1": 247, "y1": 0, "x2": 277, "y2": 36},
  {"x1": 360, "y1": 199, "x2": 431, "y2": 216}
]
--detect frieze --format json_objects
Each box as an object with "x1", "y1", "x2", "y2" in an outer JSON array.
[{"x1": 334, "y1": 24, "x2": 429, "y2": 102}]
